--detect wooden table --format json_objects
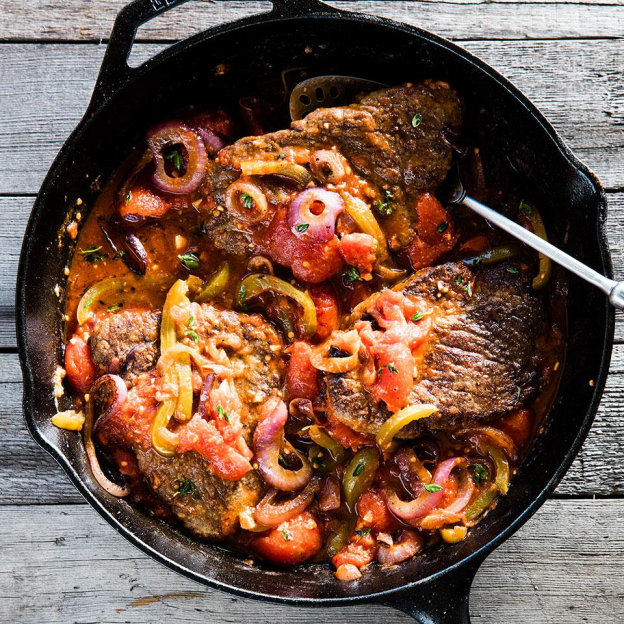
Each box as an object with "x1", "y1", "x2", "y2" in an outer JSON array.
[{"x1": 1, "y1": 1, "x2": 623, "y2": 621}]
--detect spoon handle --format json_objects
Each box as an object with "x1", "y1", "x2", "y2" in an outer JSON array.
[{"x1": 461, "y1": 196, "x2": 624, "y2": 310}]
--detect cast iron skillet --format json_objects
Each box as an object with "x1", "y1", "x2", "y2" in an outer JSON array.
[{"x1": 17, "y1": 0, "x2": 614, "y2": 621}]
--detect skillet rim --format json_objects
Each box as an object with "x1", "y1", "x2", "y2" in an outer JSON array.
[{"x1": 16, "y1": 5, "x2": 615, "y2": 606}]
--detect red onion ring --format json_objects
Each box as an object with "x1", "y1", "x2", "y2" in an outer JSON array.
[
  {"x1": 288, "y1": 188, "x2": 344, "y2": 243},
  {"x1": 253, "y1": 474, "x2": 321, "y2": 527},
  {"x1": 194, "y1": 127, "x2": 226, "y2": 155},
  {"x1": 377, "y1": 529, "x2": 423, "y2": 565},
  {"x1": 387, "y1": 457, "x2": 465, "y2": 521},
  {"x1": 108, "y1": 217, "x2": 149, "y2": 275},
  {"x1": 458, "y1": 426, "x2": 517, "y2": 459},
  {"x1": 84, "y1": 375, "x2": 130, "y2": 498},
  {"x1": 146, "y1": 121, "x2": 207, "y2": 195},
  {"x1": 253, "y1": 398, "x2": 312, "y2": 491},
  {"x1": 310, "y1": 150, "x2": 345, "y2": 183},
  {"x1": 443, "y1": 465, "x2": 476, "y2": 516}
]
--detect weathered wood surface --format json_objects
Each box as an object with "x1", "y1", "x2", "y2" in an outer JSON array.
[
  {"x1": 1, "y1": 500, "x2": 622, "y2": 623},
  {"x1": 1, "y1": 0, "x2": 624, "y2": 42},
  {"x1": 2, "y1": 0, "x2": 624, "y2": 621},
  {"x1": 1, "y1": 38, "x2": 623, "y2": 195}
]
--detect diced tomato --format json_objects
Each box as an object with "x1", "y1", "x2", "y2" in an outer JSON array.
[
  {"x1": 325, "y1": 408, "x2": 374, "y2": 451},
  {"x1": 309, "y1": 284, "x2": 339, "y2": 341},
  {"x1": 457, "y1": 234, "x2": 490, "y2": 257},
  {"x1": 339, "y1": 233, "x2": 378, "y2": 279},
  {"x1": 332, "y1": 531, "x2": 377, "y2": 569},
  {"x1": 262, "y1": 207, "x2": 344, "y2": 283},
  {"x1": 369, "y1": 341, "x2": 414, "y2": 414},
  {"x1": 405, "y1": 192, "x2": 458, "y2": 270},
  {"x1": 178, "y1": 414, "x2": 252, "y2": 481},
  {"x1": 207, "y1": 379, "x2": 253, "y2": 460},
  {"x1": 119, "y1": 185, "x2": 171, "y2": 220},
  {"x1": 286, "y1": 341, "x2": 319, "y2": 401},
  {"x1": 357, "y1": 488, "x2": 399, "y2": 532},
  {"x1": 64, "y1": 335, "x2": 97, "y2": 395},
  {"x1": 497, "y1": 409, "x2": 534, "y2": 449},
  {"x1": 252, "y1": 511, "x2": 322, "y2": 566}
]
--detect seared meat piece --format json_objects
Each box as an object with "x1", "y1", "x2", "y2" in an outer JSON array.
[
  {"x1": 205, "y1": 80, "x2": 463, "y2": 255},
  {"x1": 90, "y1": 308, "x2": 161, "y2": 386},
  {"x1": 326, "y1": 262, "x2": 544, "y2": 436},
  {"x1": 91, "y1": 304, "x2": 284, "y2": 539},
  {"x1": 135, "y1": 448, "x2": 263, "y2": 541}
]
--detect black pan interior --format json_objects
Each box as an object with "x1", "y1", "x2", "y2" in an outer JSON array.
[{"x1": 18, "y1": 10, "x2": 613, "y2": 603}]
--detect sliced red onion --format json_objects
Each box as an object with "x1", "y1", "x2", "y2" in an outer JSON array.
[
  {"x1": 444, "y1": 468, "x2": 476, "y2": 516},
  {"x1": 377, "y1": 529, "x2": 423, "y2": 565},
  {"x1": 254, "y1": 474, "x2": 320, "y2": 528},
  {"x1": 225, "y1": 180, "x2": 269, "y2": 223},
  {"x1": 90, "y1": 374, "x2": 128, "y2": 434},
  {"x1": 198, "y1": 373, "x2": 216, "y2": 420},
  {"x1": 195, "y1": 126, "x2": 226, "y2": 155},
  {"x1": 288, "y1": 188, "x2": 344, "y2": 243},
  {"x1": 387, "y1": 457, "x2": 464, "y2": 521},
  {"x1": 253, "y1": 397, "x2": 312, "y2": 491},
  {"x1": 310, "y1": 150, "x2": 345, "y2": 183},
  {"x1": 458, "y1": 426, "x2": 517, "y2": 459},
  {"x1": 147, "y1": 121, "x2": 207, "y2": 195},
  {"x1": 109, "y1": 217, "x2": 148, "y2": 276}
]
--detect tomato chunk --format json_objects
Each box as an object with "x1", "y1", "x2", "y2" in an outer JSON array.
[
  {"x1": 309, "y1": 284, "x2": 339, "y2": 341},
  {"x1": 497, "y1": 408, "x2": 534, "y2": 449},
  {"x1": 286, "y1": 341, "x2": 319, "y2": 401},
  {"x1": 405, "y1": 192, "x2": 458, "y2": 270},
  {"x1": 262, "y1": 207, "x2": 344, "y2": 283},
  {"x1": 120, "y1": 185, "x2": 171, "y2": 220},
  {"x1": 357, "y1": 488, "x2": 399, "y2": 532},
  {"x1": 252, "y1": 511, "x2": 322, "y2": 566},
  {"x1": 339, "y1": 233, "x2": 377, "y2": 279},
  {"x1": 64, "y1": 335, "x2": 97, "y2": 394},
  {"x1": 332, "y1": 531, "x2": 377, "y2": 569}
]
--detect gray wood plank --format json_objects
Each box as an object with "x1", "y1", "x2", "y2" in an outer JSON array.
[
  {"x1": 0, "y1": 39, "x2": 623, "y2": 197},
  {"x1": 1, "y1": 0, "x2": 624, "y2": 42},
  {"x1": 0, "y1": 500, "x2": 622, "y2": 623},
  {"x1": 2, "y1": 344, "x2": 624, "y2": 504}
]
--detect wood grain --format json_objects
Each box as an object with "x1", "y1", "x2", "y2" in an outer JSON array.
[
  {"x1": 1, "y1": 500, "x2": 622, "y2": 623},
  {"x1": 1, "y1": 0, "x2": 623, "y2": 42}
]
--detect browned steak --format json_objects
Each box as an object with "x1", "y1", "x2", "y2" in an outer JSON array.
[
  {"x1": 205, "y1": 80, "x2": 463, "y2": 252},
  {"x1": 135, "y1": 448, "x2": 263, "y2": 541},
  {"x1": 90, "y1": 308, "x2": 161, "y2": 386},
  {"x1": 326, "y1": 262, "x2": 544, "y2": 436},
  {"x1": 91, "y1": 304, "x2": 284, "y2": 539}
]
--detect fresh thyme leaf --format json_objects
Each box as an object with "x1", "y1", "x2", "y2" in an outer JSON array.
[
  {"x1": 281, "y1": 529, "x2": 291, "y2": 542},
  {"x1": 295, "y1": 223, "x2": 310, "y2": 233},
  {"x1": 277, "y1": 153, "x2": 286, "y2": 160},
  {"x1": 411, "y1": 312, "x2": 425, "y2": 322},
  {"x1": 216, "y1": 405, "x2": 231, "y2": 424},
  {"x1": 470, "y1": 464, "x2": 489, "y2": 487},
  {"x1": 519, "y1": 199, "x2": 532, "y2": 216},
  {"x1": 378, "y1": 363, "x2": 399, "y2": 376},
  {"x1": 107, "y1": 302, "x2": 123, "y2": 312},
  {"x1": 437, "y1": 221, "x2": 449, "y2": 234},
  {"x1": 352, "y1": 463, "x2": 365, "y2": 477},
  {"x1": 239, "y1": 284, "x2": 247, "y2": 301},
  {"x1": 178, "y1": 252, "x2": 200, "y2": 270},
  {"x1": 463, "y1": 281, "x2": 473, "y2": 297},
  {"x1": 125, "y1": 191, "x2": 132, "y2": 205},
  {"x1": 188, "y1": 315, "x2": 195, "y2": 327},
  {"x1": 344, "y1": 266, "x2": 362, "y2": 283},
  {"x1": 506, "y1": 266, "x2": 520, "y2": 275},
  {"x1": 278, "y1": 453, "x2": 288, "y2": 468},
  {"x1": 455, "y1": 274, "x2": 463, "y2": 285},
  {"x1": 514, "y1": 386, "x2": 522, "y2": 406},
  {"x1": 374, "y1": 190, "x2": 394, "y2": 216},
  {"x1": 412, "y1": 113, "x2": 423, "y2": 128},
  {"x1": 184, "y1": 329, "x2": 199, "y2": 344},
  {"x1": 240, "y1": 192, "x2": 255, "y2": 210},
  {"x1": 80, "y1": 246, "x2": 108, "y2": 264},
  {"x1": 355, "y1": 528, "x2": 371, "y2": 537},
  {"x1": 174, "y1": 479, "x2": 199, "y2": 499},
  {"x1": 165, "y1": 148, "x2": 184, "y2": 172},
  {"x1": 113, "y1": 250, "x2": 127, "y2": 260},
  {"x1": 424, "y1": 483, "x2": 443, "y2": 493}
]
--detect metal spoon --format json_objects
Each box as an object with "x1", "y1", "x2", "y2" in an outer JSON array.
[{"x1": 289, "y1": 75, "x2": 624, "y2": 309}]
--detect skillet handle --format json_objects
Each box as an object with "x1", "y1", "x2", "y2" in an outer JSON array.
[
  {"x1": 88, "y1": 0, "x2": 338, "y2": 114},
  {"x1": 88, "y1": 0, "x2": 192, "y2": 113},
  {"x1": 378, "y1": 558, "x2": 483, "y2": 623}
]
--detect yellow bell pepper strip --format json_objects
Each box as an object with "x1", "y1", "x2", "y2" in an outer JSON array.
[
  {"x1": 195, "y1": 263, "x2": 231, "y2": 303},
  {"x1": 236, "y1": 273, "x2": 317, "y2": 338},
  {"x1": 309, "y1": 425, "x2": 346, "y2": 460},
  {"x1": 440, "y1": 526, "x2": 468, "y2": 544},
  {"x1": 240, "y1": 159, "x2": 311, "y2": 187},
  {"x1": 463, "y1": 487, "x2": 499, "y2": 522},
  {"x1": 521, "y1": 201, "x2": 552, "y2": 290},
  {"x1": 376, "y1": 404, "x2": 439, "y2": 451},
  {"x1": 343, "y1": 447, "x2": 380, "y2": 512},
  {"x1": 463, "y1": 243, "x2": 521, "y2": 268}
]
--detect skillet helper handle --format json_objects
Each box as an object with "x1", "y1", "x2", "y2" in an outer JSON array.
[
  {"x1": 88, "y1": 0, "x2": 193, "y2": 113},
  {"x1": 270, "y1": 0, "x2": 338, "y2": 17},
  {"x1": 379, "y1": 559, "x2": 482, "y2": 623}
]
